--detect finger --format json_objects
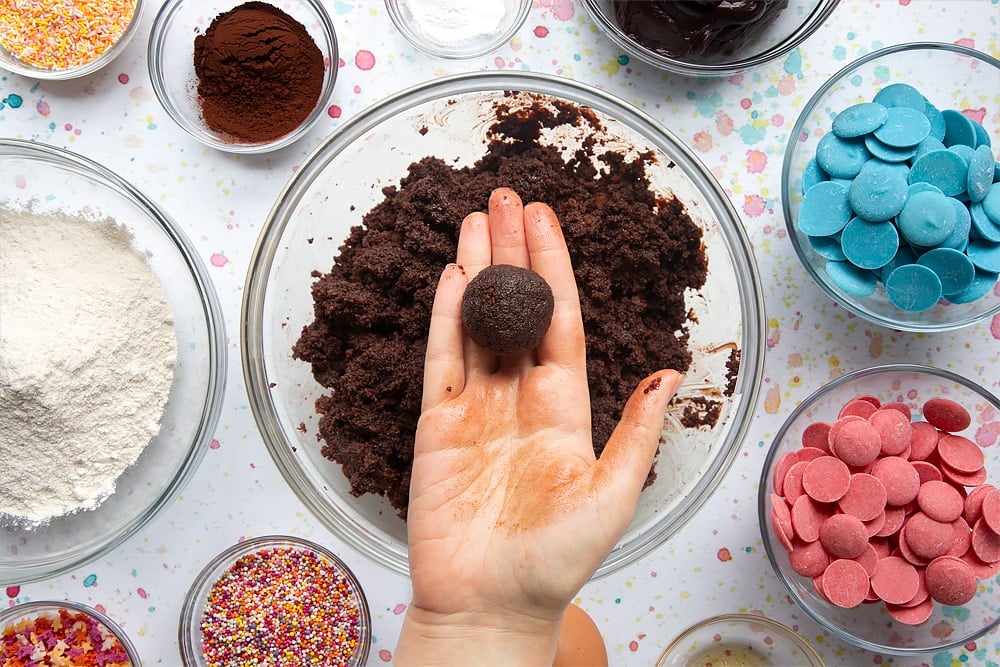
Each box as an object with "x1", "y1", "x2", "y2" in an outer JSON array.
[
  {"x1": 421, "y1": 264, "x2": 469, "y2": 412},
  {"x1": 455, "y1": 211, "x2": 497, "y2": 374},
  {"x1": 523, "y1": 202, "x2": 586, "y2": 373},
  {"x1": 488, "y1": 188, "x2": 530, "y2": 268},
  {"x1": 594, "y1": 370, "x2": 684, "y2": 508}
]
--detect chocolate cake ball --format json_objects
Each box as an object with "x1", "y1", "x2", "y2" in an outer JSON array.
[{"x1": 461, "y1": 264, "x2": 555, "y2": 355}]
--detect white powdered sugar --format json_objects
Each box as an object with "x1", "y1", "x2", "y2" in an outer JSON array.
[
  {"x1": 0, "y1": 207, "x2": 177, "y2": 524},
  {"x1": 406, "y1": 0, "x2": 507, "y2": 43}
]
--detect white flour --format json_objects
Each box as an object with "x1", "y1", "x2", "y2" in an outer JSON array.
[
  {"x1": 406, "y1": 0, "x2": 507, "y2": 43},
  {"x1": 0, "y1": 207, "x2": 177, "y2": 524}
]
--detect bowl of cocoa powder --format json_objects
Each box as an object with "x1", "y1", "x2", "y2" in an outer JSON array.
[
  {"x1": 242, "y1": 71, "x2": 765, "y2": 578},
  {"x1": 147, "y1": 0, "x2": 338, "y2": 153}
]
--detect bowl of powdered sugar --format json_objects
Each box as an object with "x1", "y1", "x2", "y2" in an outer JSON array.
[{"x1": 0, "y1": 139, "x2": 226, "y2": 585}]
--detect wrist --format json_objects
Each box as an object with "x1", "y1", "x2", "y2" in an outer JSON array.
[{"x1": 394, "y1": 605, "x2": 561, "y2": 667}]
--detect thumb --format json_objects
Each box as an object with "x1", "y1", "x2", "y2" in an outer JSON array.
[{"x1": 595, "y1": 370, "x2": 683, "y2": 506}]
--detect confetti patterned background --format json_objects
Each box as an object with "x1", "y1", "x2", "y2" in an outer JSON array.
[{"x1": 2, "y1": 1, "x2": 999, "y2": 665}]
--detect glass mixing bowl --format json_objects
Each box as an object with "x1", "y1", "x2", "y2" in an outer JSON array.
[
  {"x1": 759, "y1": 364, "x2": 1000, "y2": 655},
  {"x1": 782, "y1": 43, "x2": 1000, "y2": 332},
  {"x1": 0, "y1": 140, "x2": 226, "y2": 585},
  {"x1": 656, "y1": 614, "x2": 824, "y2": 667},
  {"x1": 243, "y1": 71, "x2": 765, "y2": 579},
  {"x1": 580, "y1": 0, "x2": 841, "y2": 77}
]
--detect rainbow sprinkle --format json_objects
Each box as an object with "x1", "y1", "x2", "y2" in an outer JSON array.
[
  {"x1": 0, "y1": 0, "x2": 137, "y2": 70},
  {"x1": 200, "y1": 546, "x2": 364, "y2": 667},
  {"x1": 1, "y1": 607, "x2": 132, "y2": 667}
]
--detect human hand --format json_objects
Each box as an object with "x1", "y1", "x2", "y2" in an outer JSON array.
[{"x1": 395, "y1": 188, "x2": 682, "y2": 666}]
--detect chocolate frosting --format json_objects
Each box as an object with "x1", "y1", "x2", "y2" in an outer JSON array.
[{"x1": 611, "y1": 0, "x2": 789, "y2": 59}]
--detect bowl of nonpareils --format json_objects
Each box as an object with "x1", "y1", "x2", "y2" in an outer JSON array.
[
  {"x1": 0, "y1": 139, "x2": 226, "y2": 585},
  {"x1": 147, "y1": 0, "x2": 339, "y2": 153},
  {"x1": 178, "y1": 535, "x2": 371, "y2": 667},
  {"x1": 0, "y1": 0, "x2": 144, "y2": 80},
  {"x1": 782, "y1": 43, "x2": 1000, "y2": 332},
  {"x1": 242, "y1": 70, "x2": 766, "y2": 579},
  {"x1": 580, "y1": 0, "x2": 841, "y2": 77},
  {"x1": 759, "y1": 364, "x2": 1000, "y2": 655}
]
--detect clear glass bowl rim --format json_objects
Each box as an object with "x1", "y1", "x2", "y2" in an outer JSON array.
[
  {"x1": 146, "y1": 0, "x2": 340, "y2": 154},
  {"x1": 656, "y1": 613, "x2": 825, "y2": 666},
  {"x1": 384, "y1": 0, "x2": 532, "y2": 59},
  {"x1": 0, "y1": 138, "x2": 227, "y2": 585},
  {"x1": 579, "y1": 0, "x2": 842, "y2": 77},
  {"x1": 242, "y1": 69, "x2": 766, "y2": 579},
  {"x1": 0, "y1": 0, "x2": 145, "y2": 80},
  {"x1": 757, "y1": 362, "x2": 1000, "y2": 655},
  {"x1": 177, "y1": 534, "x2": 372, "y2": 666},
  {"x1": 0, "y1": 599, "x2": 143, "y2": 666},
  {"x1": 780, "y1": 41, "x2": 1000, "y2": 332}
]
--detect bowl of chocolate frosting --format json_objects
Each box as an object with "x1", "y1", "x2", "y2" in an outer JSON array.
[{"x1": 581, "y1": 0, "x2": 841, "y2": 77}]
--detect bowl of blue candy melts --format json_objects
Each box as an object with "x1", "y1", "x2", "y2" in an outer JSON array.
[{"x1": 782, "y1": 42, "x2": 1000, "y2": 332}]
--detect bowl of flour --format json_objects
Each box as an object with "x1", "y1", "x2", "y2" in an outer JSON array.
[{"x1": 0, "y1": 139, "x2": 226, "y2": 585}]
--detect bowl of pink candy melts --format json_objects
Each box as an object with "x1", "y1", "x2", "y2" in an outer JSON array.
[{"x1": 759, "y1": 363, "x2": 1000, "y2": 655}]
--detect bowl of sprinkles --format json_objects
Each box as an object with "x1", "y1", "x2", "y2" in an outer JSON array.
[
  {"x1": 0, "y1": 0, "x2": 144, "y2": 80},
  {"x1": 1, "y1": 600, "x2": 140, "y2": 666},
  {"x1": 178, "y1": 535, "x2": 370, "y2": 667}
]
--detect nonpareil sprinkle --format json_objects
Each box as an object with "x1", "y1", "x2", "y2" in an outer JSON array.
[
  {"x1": 200, "y1": 546, "x2": 365, "y2": 667},
  {"x1": 0, "y1": 0, "x2": 137, "y2": 70},
  {"x1": 1, "y1": 607, "x2": 132, "y2": 666}
]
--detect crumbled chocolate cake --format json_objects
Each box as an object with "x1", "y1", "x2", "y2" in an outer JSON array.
[
  {"x1": 293, "y1": 95, "x2": 709, "y2": 518},
  {"x1": 462, "y1": 264, "x2": 554, "y2": 356}
]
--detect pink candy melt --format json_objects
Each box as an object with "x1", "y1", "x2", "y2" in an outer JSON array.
[{"x1": 769, "y1": 391, "x2": 993, "y2": 625}]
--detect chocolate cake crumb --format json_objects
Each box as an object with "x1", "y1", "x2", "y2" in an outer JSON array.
[
  {"x1": 680, "y1": 396, "x2": 723, "y2": 429},
  {"x1": 293, "y1": 96, "x2": 709, "y2": 518}
]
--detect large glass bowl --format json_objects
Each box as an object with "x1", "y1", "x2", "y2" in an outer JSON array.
[
  {"x1": 147, "y1": 0, "x2": 339, "y2": 153},
  {"x1": 782, "y1": 43, "x2": 1000, "y2": 332},
  {"x1": 242, "y1": 71, "x2": 765, "y2": 579},
  {"x1": 580, "y1": 0, "x2": 840, "y2": 77},
  {"x1": 0, "y1": 0, "x2": 144, "y2": 80},
  {"x1": 759, "y1": 364, "x2": 1000, "y2": 655},
  {"x1": 0, "y1": 140, "x2": 226, "y2": 585}
]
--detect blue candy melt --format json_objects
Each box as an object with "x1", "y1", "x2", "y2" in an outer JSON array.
[
  {"x1": 826, "y1": 260, "x2": 877, "y2": 297},
  {"x1": 873, "y1": 83, "x2": 926, "y2": 110},
  {"x1": 865, "y1": 135, "x2": 917, "y2": 163},
  {"x1": 885, "y1": 263, "x2": 943, "y2": 311},
  {"x1": 967, "y1": 239, "x2": 1000, "y2": 272},
  {"x1": 816, "y1": 133, "x2": 871, "y2": 178},
  {"x1": 974, "y1": 122, "x2": 992, "y2": 148},
  {"x1": 849, "y1": 159, "x2": 909, "y2": 221},
  {"x1": 833, "y1": 102, "x2": 888, "y2": 138},
  {"x1": 909, "y1": 149, "x2": 970, "y2": 197},
  {"x1": 798, "y1": 181, "x2": 852, "y2": 236},
  {"x1": 802, "y1": 157, "x2": 829, "y2": 193},
  {"x1": 942, "y1": 197, "x2": 973, "y2": 250},
  {"x1": 970, "y1": 202, "x2": 1000, "y2": 243},
  {"x1": 968, "y1": 145, "x2": 995, "y2": 203},
  {"x1": 917, "y1": 247, "x2": 976, "y2": 295},
  {"x1": 873, "y1": 106, "x2": 931, "y2": 148},
  {"x1": 809, "y1": 235, "x2": 847, "y2": 261},
  {"x1": 898, "y1": 190, "x2": 958, "y2": 246},
  {"x1": 880, "y1": 246, "x2": 919, "y2": 282},
  {"x1": 924, "y1": 102, "x2": 947, "y2": 141},
  {"x1": 983, "y1": 183, "x2": 1000, "y2": 225},
  {"x1": 841, "y1": 218, "x2": 899, "y2": 269},
  {"x1": 946, "y1": 270, "x2": 1000, "y2": 304},
  {"x1": 942, "y1": 109, "x2": 979, "y2": 148},
  {"x1": 915, "y1": 136, "x2": 947, "y2": 161}
]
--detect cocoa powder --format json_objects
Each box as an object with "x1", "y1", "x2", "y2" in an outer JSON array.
[{"x1": 193, "y1": 2, "x2": 325, "y2": 143}]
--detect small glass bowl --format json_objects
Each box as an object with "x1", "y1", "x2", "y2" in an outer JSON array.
[
  {"x1": 759, "y1": 364, "x2": 1000, "y2": 655},
  {"x1": 656, "y1": 614, "x2": 824, "y2": 667},
  {"x1": 0, "y1": 0, "x2": 144, "y2": 80},
  {"x1": 147, "y1": 0, "x2": 339, "y2": 153},
  {"x1": 0, "y1": 600, "x2": 142, "y2": 666},
  {"x1": 179, "y1": 535, "x2": 371, "y2": 666},
  {"x1": 580, "y1": 0, "x2": 840, "y2": 77},
  {"x1": 242, "y1": 71, "x2": 765, "y2": 579},
  {"x1": 0, "y1": 140, "x2": 226, "y2": 585},
  {"x1": 385, "y1": 0, "x2": 531, "y2": 59},
  {"x1": 782, "y1": 43, "x2": 1000, "y2": 332}
]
